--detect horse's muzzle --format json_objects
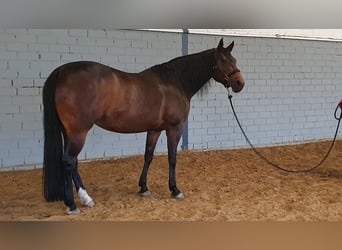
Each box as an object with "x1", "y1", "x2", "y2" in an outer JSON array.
[{"x1": 230, "y1": 79, "x2": 245, "y2": 93}]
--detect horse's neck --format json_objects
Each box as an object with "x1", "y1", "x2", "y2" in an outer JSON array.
[
  {"x1": 177, "y1": 49, "x2": 215, "y2": 98},
  {"x1": 145, "y1": 49, "x2": 215, "y2": 99}
]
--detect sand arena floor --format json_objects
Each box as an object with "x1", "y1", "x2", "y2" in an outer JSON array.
[{"x1": 1, "y1": 140, "x2": 342, "y2": 221}]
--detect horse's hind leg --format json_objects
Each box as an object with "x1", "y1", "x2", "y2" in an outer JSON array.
[
  {"x1": 62, "y1": 133, "x2": 88, "y2": 214},
  {"x1": 138, "y1": 130, "x2": 161, "y2": 196},
  {"x1": 72, "y1": 159, "x2": 94, "y2": 207},
  {"x1": 62, "y1": 152, "x2": 79, "y2": 214}
]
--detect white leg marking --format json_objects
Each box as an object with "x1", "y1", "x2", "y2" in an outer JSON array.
[{"x1": 78, "y1": 188, "x2": 95, "y2": 207}]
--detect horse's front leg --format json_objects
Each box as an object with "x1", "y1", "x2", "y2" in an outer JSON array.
[
  {"x1": 138, "y1": 130, "x2": 161, "y2": 196},
  {"x1": 166, "y1": 123, "x2": 185, "y2": 199}
]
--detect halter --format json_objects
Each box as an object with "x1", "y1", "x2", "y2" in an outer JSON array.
[
  {"x1": 213, "y1": 65, "x2": 241, "y2": 88},
  {"x1": 224, "y1": 69, "x2": 240, "y2": 82}
]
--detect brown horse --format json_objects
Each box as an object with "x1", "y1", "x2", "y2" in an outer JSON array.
[{"x1": 43, "y1": 38, "x2": 245, "y2": 214}]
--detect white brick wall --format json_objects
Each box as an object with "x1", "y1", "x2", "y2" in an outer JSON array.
[
  {"x1": 0, "y1": 29, "x2": 182, "y2": 170},
  {"x1": 0, "y1": 29, "x2": 341, "y2": 171},
  {"x1": 188, "y1": 34, "x2": 342, "y2": 150}
]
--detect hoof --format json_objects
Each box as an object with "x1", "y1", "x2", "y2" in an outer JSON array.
[
  {"x1": 66, "y1": 208, "x2": 81, "y2": 215},
  {"x1": 172, "y1": 192, "x2": 185, "y2": 200},
  {"x1": 83, "y1": 199, "x2": 95, "y2": 207},
  {"x1": 139, "y1": 190, "x2": 151, "y2": 197}
]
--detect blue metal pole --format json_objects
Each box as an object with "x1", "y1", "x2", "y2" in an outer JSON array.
[{"x1": 181, "y1": 29, "x2": 189, "y2": 150}]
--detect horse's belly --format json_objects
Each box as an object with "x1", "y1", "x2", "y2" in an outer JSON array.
[{"x1": 95, "y1": 112, "x2": 164, "y2": 133}]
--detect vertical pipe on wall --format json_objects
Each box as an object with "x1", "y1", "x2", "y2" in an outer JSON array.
[{"x1": 181, "y1": 29, "x2": 189, "y2": 150}]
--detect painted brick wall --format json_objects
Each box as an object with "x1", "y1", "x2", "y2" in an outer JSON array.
[
  {"x1": 0, "y1": 29, "x2": 182, "y2": 170},
  {"x1": 0, "y1": 29, "x2": 342, "y2": 171},
  {"x1": 188, "y1": 34, "x2": 342, "y2": 150}
]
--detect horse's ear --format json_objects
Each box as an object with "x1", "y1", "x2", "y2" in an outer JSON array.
[
  {"x1": 217, "y1": 38, "x2": 224, "y2": 52},
  {"x1": 226, "y1": 41, "x2": 234, "y2": 52}
]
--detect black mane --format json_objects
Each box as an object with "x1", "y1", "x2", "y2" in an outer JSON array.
[{"x1": 147, "y1": 48, "x2": 216, "y2": 98}]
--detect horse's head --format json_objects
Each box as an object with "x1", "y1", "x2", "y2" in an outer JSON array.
[{"x1": 213, "y1": 39, "x2": 245, "y2": 93}]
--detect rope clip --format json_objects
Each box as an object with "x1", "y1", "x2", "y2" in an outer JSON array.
[{"x1": 226, "y1": 86, "x2": 233, "y2": 99}]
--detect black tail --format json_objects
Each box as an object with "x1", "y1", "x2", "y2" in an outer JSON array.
[{"x1": 43, "y1": 69, "x2": 65, "y2": 201}]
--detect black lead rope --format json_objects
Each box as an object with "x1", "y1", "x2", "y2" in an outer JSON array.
[{"x1": 227, "y1": 89, "x2": 342, "y2": 173}]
